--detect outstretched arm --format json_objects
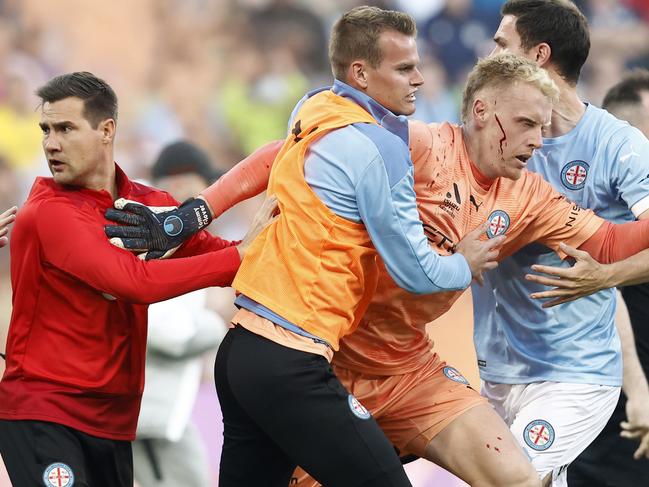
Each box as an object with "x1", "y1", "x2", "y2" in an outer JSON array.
[
  {"x1": 199, "y1": 140, "x2": 282, "y2": 217},
  {"x1": 37, "y1": 195, "x2": 278, "y2": 304},
  {"x1": 105, "y1": 140, "x2": 282, "y2": 258},
  {"x1": 0, "y1": 206, "x2": 17, "y2": 248}
]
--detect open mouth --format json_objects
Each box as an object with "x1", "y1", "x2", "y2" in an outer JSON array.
[
  {"x1": 515, "y1": 154, "x2": 531, "y2": 164},
  {"x1": 49, "y1": 159, "x2": 65, "y2": 170}
]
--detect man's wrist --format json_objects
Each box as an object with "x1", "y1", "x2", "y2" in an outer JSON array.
[
  {"x1": 196, "y1": 195, "x2": 215, "y2": 220},
  {"x1": 182, "y1": 198, "x2": 213, "y2": 231},
  {"x1": 603, "y1": 263, "x2": 615, "y2": 288}
]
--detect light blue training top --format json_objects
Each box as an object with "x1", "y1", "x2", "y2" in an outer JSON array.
[{"x1": 473, "y1": 103, "x2": 649, "y2": 386}]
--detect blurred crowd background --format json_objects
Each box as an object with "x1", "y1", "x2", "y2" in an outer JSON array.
[{"x1": 0, "y1": 0, "x2": 648, "y2": 484}]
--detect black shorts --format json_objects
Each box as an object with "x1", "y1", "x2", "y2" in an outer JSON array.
[
  {"x1": 215, "y1": 325, "x2": 411, "y2": 487},
  {"x1": 0, "y1": 419, "x2": 133, "y2": 487}
]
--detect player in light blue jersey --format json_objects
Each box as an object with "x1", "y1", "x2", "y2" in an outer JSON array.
[{"x1": 473, "y1": 1, "x2": 649, "y2": 486}]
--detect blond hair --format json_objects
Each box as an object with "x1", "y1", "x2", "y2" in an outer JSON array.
[
  {"x1": 461, "y1": 53, "x2": 559, "y2": 123},
  {"x1": 329, "y1": 6, "x2": 417, "y2": 81}
]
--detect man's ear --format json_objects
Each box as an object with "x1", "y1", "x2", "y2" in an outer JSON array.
[
  {"x1": 99, "y1": 118, "x2": 116, "y2": 144},
  {"x1": 348, "y1": 60, "x2": 369, "y2": 90},
  {"x1": 531, "y1": 42, "x2": 551, "y2": 69},
  {"x1": 473, "y1": 98, "x2": 489, "y2": 127}
]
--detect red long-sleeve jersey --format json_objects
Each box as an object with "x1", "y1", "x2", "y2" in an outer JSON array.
[{"x1": 0, "y1": 166, "x2": 240, "y2": 440}]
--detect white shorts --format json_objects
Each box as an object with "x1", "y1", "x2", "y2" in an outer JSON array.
[{"x1": 481, "y1": 380, "x2": 620, "y2": 487}]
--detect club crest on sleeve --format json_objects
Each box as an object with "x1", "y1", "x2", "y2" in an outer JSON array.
[
  {"x1": 560, "y1": 160, "x2": 589, "y2": 190},
  {"x1": 348, "y1": 394, "x2": 371, "y2": 420},
  {"x1": 443, "y1": 366, "x2": 469, "y2": 384},
  {"x1": 43, "y1": 462, "x2": 75, "y2": 487},
  {"x1": 523, "y1": 419, "x2": 555, "y2": 451},
  {"x1": 486, "y1": 210, "x2": 510, "y2": 238}
]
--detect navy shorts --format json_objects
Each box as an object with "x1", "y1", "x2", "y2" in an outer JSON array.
[{"x1": 0, "y1": 419, "x2": 132, "y2": 487}]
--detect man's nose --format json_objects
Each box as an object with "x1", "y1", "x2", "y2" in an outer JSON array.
[
  {"x1": 44, "y1": 134, "x2": 61, "y2": 152},
  {"x1": 412, "y1": 67, "x2": 424, "y2": 86}
]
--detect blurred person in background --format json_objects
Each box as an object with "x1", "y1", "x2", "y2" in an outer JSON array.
[
  {"x1": 220, "y1": 37, "x2": 308, "y2": 156},
  {"x1": 0, "y1": 70, "x2": 44, "y2": 196},
  {"x1": 421, "y1": 0, "x2": 500, "y2": 85},
  {"x1": 413, "y1": 51, "x2": 460, "y2": 124},
  {"x1": 567, "y1": 69, "x2": 649, "y2": 486},
  {"x1": 581, "y1": 0, "x2": 649, "y2": 102},
  {"x1": 133, "y1": 141, "x2": 229, "y2": 487},
  {"x1": 245, "y1": 0, "x2": 329, "y2": 80}
]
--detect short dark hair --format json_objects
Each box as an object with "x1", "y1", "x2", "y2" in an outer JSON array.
[
  {"x1": 603, "y1": 69, "x2": 649, "y2": 110},
  {"x1": 36, "y1": 72, "x2": 118, "y2": 128},
  {"x1": 329, "y1": 6, "x2": 417, "y2": 81},
  {"x1": 502, "y1": 0, "x2": 590, "y2": 85}
]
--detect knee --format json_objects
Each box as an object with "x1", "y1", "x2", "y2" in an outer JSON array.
[
  {"x1": 497, "y1": 461, "x2": 540, "y2": 487},
  {"x1": 474, "y1": 455, "x2": 539, "y2": 487}
]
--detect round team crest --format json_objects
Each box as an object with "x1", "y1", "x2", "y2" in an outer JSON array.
[
  {"x1": 523, "y1": 419, "x2": 555, "y2": 451},
  {"x1": 163, "y1": 215, "x2": 184, "y2": 236},
  {"x1": 561, "y1": 160, "x2": 589, "y2": 190},
  {"x1": 486, "y1": 210, "x2": 510, "y2": 238},
  {"x1": 43, "y1": 463, "x2": 75, "y2": 487},
  {"x1": 348, "y1": 394, "x2": 371, "y2": 420},
  {"x1": 443, "y1": 366, "x2": 469, "y2": 384}
]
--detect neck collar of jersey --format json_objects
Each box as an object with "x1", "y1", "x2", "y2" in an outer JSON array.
[{"x1": 331, "y1": 79, "x2": 409, "y2": 146}]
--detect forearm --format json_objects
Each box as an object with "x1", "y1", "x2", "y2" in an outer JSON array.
[
  {"x1": 94, "y1": 247, "x2": 241, "y2": 304},
  {"x1": 604, "y1": 250, "x2": 649, "y2": 287},
  {"x1": 358, "y1": 162, "x2": 470, "y2": 293},
  {"x1": 199, "y1": 140, "x2": 282, "y2": 218},
  {"x1": 38, "y1": 207, "x2": 241, "y2": 303}
]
